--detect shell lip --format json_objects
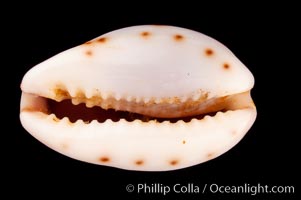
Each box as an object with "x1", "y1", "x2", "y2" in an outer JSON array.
[
  {"x1": 19, "y1": 24, "x2": 257, "y2": 171},
  {"x1": 20, "y1": 88, "x2": 256, "y2": 125}
]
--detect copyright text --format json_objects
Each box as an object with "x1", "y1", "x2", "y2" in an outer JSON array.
[{"x1": 125, "y1": 183, "x2": 295, "y2": 196}]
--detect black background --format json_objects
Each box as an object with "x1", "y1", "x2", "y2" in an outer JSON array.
[{"x1": 6, "y1": 4, "x2": 298, "y2": 199}]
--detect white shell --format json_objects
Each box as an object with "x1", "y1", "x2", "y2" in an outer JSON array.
[{"x1": 20, "y1": 25, "x2": 256, "y2": 171}]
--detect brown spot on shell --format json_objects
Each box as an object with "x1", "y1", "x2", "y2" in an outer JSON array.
[
  {"x1": 97, "y1": 37, "x2": 107, "y2": 43},
  {"x1": 84, "y1": 41, "x2": 93, "y2": 45},
  {"x1": 99, "y1": 157, "x2": 110, "y2": 162},
  {"x1": 52, "y1": 116, "x2": 60, "y2": 122},
  {"x1": 223, "y1": 63, "x2": 230, "y2": 69},
  {"x1": 207, "y1": 153, "x2": 214, "y2": 159},
  {"x1": 170, "y1": 160, "x2": 178, "y2": 165},
  {"x1": 135, "y1": 160, "x2": 144, "y2": 165},
  {"x1": 85, "y1": 50, "x2": 93, "y2": 56},
  {"x1": 205, "y1": 48, "x2": 214, "y2": 56},
  {"x1": 140, "y1": 31, "x2": 151, "y2": 38},
  {"x1": 61, "y1": 143, "x2": 68, "y2": 150},
  {"x1": 232, "y1": 130, "x2": 237, "y2": 135},
  {"x1": 53, "y1": 87, "x2": 70, "y2": 100},
  {"x1": 174, "y1": 34, "x2": 184, "y2": 41},
  {"x1": 182, "y1": 140, "x2": 186, "y2": 144}
]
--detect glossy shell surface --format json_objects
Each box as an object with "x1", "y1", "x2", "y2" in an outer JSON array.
[{"x1": 20, "y1": 25, "x2": 256, "y2": 171}]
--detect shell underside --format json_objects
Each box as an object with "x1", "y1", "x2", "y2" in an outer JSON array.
[{"x1": 20, "y1": 25, "x2": 256, "y2": 171}]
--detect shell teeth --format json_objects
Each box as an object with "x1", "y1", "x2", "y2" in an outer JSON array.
[
  {"x1": 85, "y1": 90, "x2": 94, "y2": 99},
  {"x1": 174, "y1": 120, "x2": 186, "y2": 125},
  {"x1": 115, "y1": 93, "x2": 122, "y2": 101},
  {"x1": 68, "y1": 87, "x2": 78, "y2": 98},
  {"x1": 46, "y1": 114, "x2": 66, "y2": 124},
  {"x1": 90, "y1": 119, "x2": 99, "y2": 125},
  {"x1": 167, "y1": 97, "x2": 175, "y2": 104},
  {"x1": 180, "y1": 96, "x2": 188, "y2": 103},
  {"x1": 101, "y1": 103, "x2": 109, "y2": 110},
  {"x1": 203, "y1": 115, "x2": 212, "y2": 121},
  {"x1": 71, "y1": 98, "x2": 81, "y2": 105},
  {"x1": 118, "y1": 118, "x2": 128, "y2": 123},
  {"x1": 74, "y1": 119, "x2": 85, "y2": 125},
  {"x1": 135, "y1": 97, "x2": 142, "y2": 103},
  {"x1": 49, "y1": 85, "x2": 226, "y2": 124},
  {"x1": 192, "y1": 92, "x2": 201, "y2": 101},
  {"x1": 101, "y1": 92, "x2": 110, "y2": 100},
  {"x1": 48, "y1": 113, "x2": 60, "y2": 122},
  {"x1": 126, "y1": 95, "x2": 133, "y2": 102},
  {"x1": 154, "y1": 98, "x2": 161, "y2": 104},
  {"x1": 85, "y1": 100, "x2": 94, "y2": 108},
  {"x1": 216, "y1": 110, "x2": 232, "y2": 118},
  {"x1": 190, "y1": 118, "x2": 200, "y2": 124},
  {"x1": 61, "y1": 117, "x2": 71, "y2": 123},
  {"x1": 143, "y1": 97, "x2": 151, "y2": 104}
]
